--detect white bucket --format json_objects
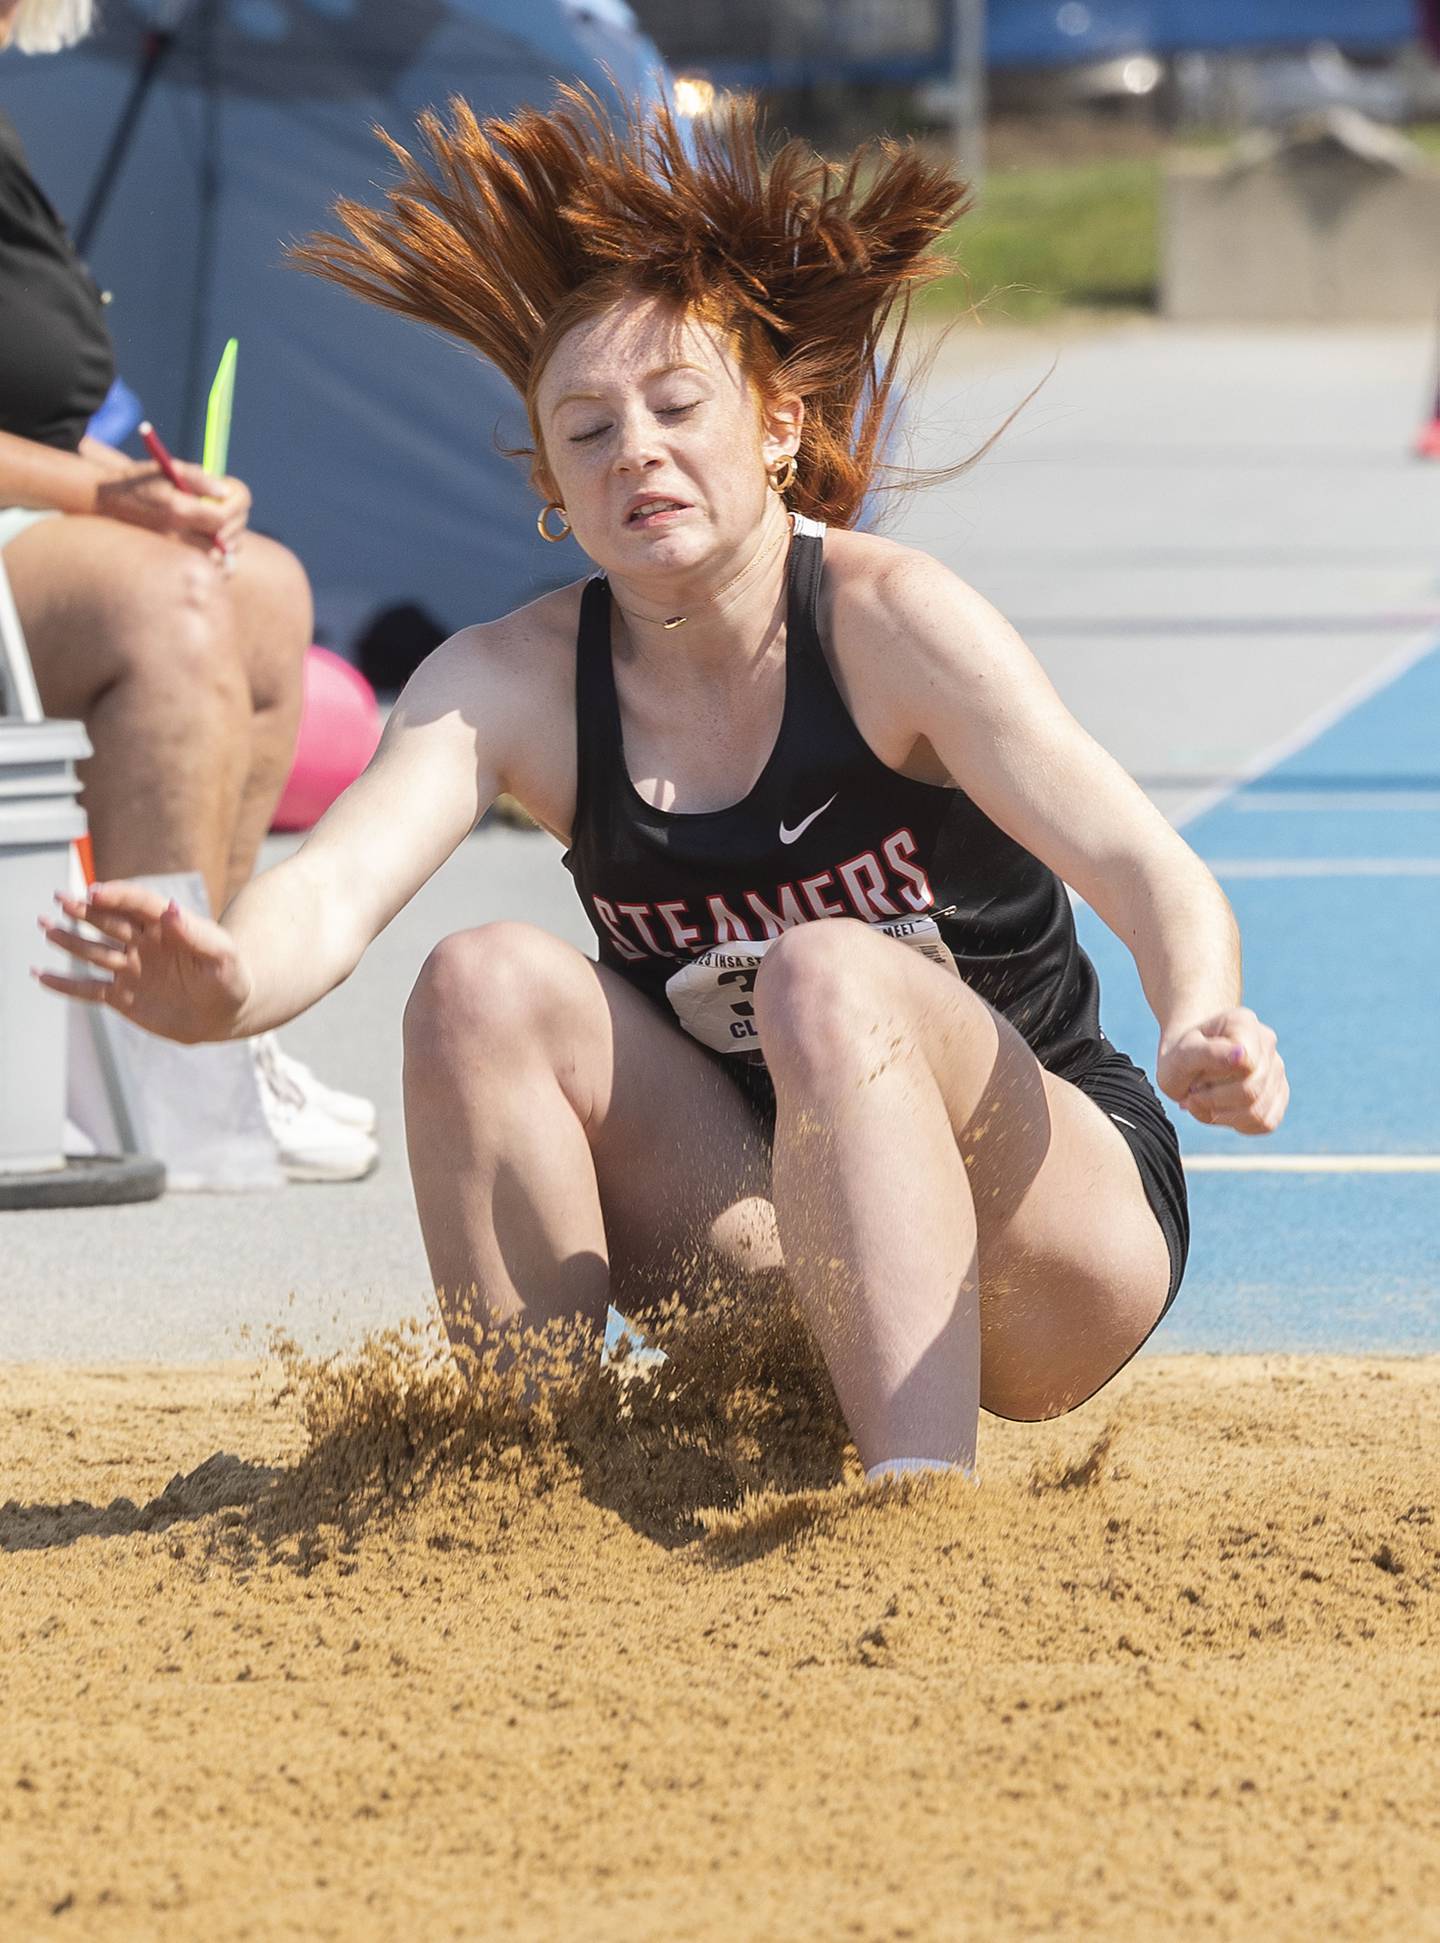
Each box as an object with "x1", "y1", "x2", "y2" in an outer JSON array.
[{"x1": 0, "y1": 719, "x2": 92, "y2": 1173}]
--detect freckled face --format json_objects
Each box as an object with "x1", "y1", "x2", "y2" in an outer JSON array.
[{"x1": 534, "y1": 294, "x2": 791, "y2": 577}]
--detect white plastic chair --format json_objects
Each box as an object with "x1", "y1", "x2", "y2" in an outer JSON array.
[
  {"x1": 0, "y1": 550, "x2": 148, "y2": 1175},
  {"x1": 0, "y1": 552, "x2": 44, "y2": 722}
]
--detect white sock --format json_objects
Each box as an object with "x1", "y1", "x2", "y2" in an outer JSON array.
[{"x1": 865, "y1": 1457, "x2": 976, "y2": 1484}]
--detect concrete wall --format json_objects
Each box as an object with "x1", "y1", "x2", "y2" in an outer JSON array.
[{"x1": 1163, "y1": 141, "x2": 1440, "y2": 323}]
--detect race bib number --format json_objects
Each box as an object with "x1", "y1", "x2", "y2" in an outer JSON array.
[{"x1": 663, "y1": 914, "x2": 959, "y2": 1060}]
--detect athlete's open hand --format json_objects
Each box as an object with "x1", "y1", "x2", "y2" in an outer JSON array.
[
  {"x1": 34, "y1": 882, "x2": 253, "y2": 1045},
  {"x1": 1157, "y1": 1007, "x2": 1288, "y2": 1136}
]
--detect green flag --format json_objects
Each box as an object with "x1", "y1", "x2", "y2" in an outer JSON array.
[{"x1": 202, "y1": 338, "x2": 239, "y2": 477}]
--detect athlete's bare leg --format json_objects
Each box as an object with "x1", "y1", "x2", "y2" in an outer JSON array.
[
  {"x1": 403, "y1": 922, "x2": 777, "y2": 1357},
  {"x1": 753, "y1": 919, "x2": 1172, "y2": 1471},
  {"x1": 404, "y1": 918, "x2": 1171, "y2": 1468}
]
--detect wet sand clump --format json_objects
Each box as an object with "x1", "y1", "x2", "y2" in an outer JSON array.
[{"x1": 2, "y1": 1314, "x2": 1435, "y2": 1938}]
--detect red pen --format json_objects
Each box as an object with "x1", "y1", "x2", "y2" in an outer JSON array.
[{"x1": 138, "y1": 419, "x2": 232, "y2": 561}]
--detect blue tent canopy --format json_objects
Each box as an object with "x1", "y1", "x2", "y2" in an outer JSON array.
[
  {"x1": 633, "y1": 0, "x2": 1417, "y2": 90},
  {"x1": 990, "y1": 1, "x2": 1417, "y2": 68},
  {"x1": 2, "y1": 0, "x2": 665, "y2": 646}
]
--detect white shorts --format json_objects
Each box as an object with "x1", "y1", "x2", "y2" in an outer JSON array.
[{"x1": 0, "y1": 506, "x2": 60, "y2": 551}]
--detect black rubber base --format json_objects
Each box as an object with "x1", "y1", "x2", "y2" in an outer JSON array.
[{"x1": 0, "y1": 1154, "x2": 166, "y2": 1210}]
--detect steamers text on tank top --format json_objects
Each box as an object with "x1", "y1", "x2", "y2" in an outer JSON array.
[{"x1": 563, "y1": 515, "x2": 1107, "y2": 1076}]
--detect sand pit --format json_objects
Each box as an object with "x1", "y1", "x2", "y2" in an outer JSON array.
[{"x1": 2, "y1": 1309, "x2": 1435, "y2": 1939}]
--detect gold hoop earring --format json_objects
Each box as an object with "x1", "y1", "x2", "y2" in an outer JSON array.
[
  {"x1": 767, "y1": 455, "x2": 797, "y2": 495},
  {"x1": 537, "y1": 502, "x2": 571, "y2": 542}
]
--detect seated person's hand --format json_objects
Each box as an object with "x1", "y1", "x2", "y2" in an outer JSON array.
[{"x1": 93, "y1": 457, "x2": 251, "y2": 558}]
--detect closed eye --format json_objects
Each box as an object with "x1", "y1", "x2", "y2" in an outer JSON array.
[{"x1": 568, "y1": 401, "x2": 700, "y2": 445}]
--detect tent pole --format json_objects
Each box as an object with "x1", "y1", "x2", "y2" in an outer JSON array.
[
  {"x1": 74, "y1": 22, "x2": 185, "y2": 256},
  {"x1": 180, "y1": 0, "x2": 223, "y2": 455},
  {"x1": 950, "y1": 0, "x2": 986, "y2": 194}
]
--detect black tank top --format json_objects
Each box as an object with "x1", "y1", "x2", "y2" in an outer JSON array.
[
  {"x1": 563, "y1": 516, "x2": 1107, "y2": 1078},
  {"x1": 0, "y1": 114, "x2": 114, "y2": 454}
]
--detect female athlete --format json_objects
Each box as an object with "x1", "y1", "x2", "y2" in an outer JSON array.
[{"x1": 37, "y1": 91, "x2": 1288, "y2": 1481}]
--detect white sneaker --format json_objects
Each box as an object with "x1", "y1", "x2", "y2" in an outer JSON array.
[
  {"x1": 253, "y1": 1032, "x2": 377, "y2": 1134},
  {"x1": 252, "y1": 1036, "x2": 378, "y2": 1183}
]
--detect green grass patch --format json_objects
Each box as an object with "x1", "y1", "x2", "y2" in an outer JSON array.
[{"x1": 922, "y1": 157, "x2": 1160, "y2": 322}]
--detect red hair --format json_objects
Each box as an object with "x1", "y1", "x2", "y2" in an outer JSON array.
[{"x1": 292, "y1": 87, "x2": 974, "y2": 528}]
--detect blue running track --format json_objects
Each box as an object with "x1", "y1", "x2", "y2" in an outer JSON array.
[{"x1": 1076, "y1": 637, "x2": 1440, "y2": 1351}]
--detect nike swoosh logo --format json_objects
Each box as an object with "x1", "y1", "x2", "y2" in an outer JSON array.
[{"x1": 778, "y1": 794, "x2": 837, "y2": 844}]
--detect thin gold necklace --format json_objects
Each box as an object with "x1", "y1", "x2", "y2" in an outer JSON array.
[{"x1": 615, "y1": 517, "x2": 791, "y2": 633}]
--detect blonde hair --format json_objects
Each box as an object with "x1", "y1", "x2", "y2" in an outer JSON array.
[
  {"x1": 11, "y1": 0, "x2": 96, "y2": 53},
  {"x1": 294, "y1": 88, "x2": 978, "y2": 529}
]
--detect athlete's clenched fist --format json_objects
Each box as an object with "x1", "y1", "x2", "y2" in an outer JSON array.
[{"x1": 1156, "y1": 1007, "x2": 1288, "y2": 1136}]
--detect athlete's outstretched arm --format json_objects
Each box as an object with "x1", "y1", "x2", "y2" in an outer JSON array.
[
  {"x1": 39, "y1": 624, "x2": 515, "y2": 1043},
  {"x1": 225, "y1": 630, "x2": 506, "y2": 1028},
  {"x1": 844, "y1": 551, "x2": 1288, "y2": 1134}
]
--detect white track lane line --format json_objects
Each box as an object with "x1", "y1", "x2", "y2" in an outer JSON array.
[
  {"x1": 1183, "y1": 1155, "x2": 1440, "y2": 1173},
  {"x1": 1233, "y1": 791, "x2": 1440, "y2": 813},
  {"x1": 1154, "y1": 639, "x2": 1440, "y2": 1183},
  {"x1": 1208, "y1": 859, "x2": 1440, "y2": 877}
]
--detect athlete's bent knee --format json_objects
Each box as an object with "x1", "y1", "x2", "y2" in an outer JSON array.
[
  {"x1": 753, "y1": 919, "x2": 880, "y2": 1085},
  {"x1": 404, "y1": 922, "x2": 584, "y2": 1070},
  {"x1": 754, "y1": 919, "x2": 909, "y2": 1085}
]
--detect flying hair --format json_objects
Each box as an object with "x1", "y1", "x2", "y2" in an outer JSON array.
[{"x1": 292, "y1": 87, "x2": 999, "y2": 528}]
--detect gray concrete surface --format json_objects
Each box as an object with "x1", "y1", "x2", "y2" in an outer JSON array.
[
  {"x1": 1162, "y1": 126, "x2": 1440, "y2": 323},
  {"x1": 5, "y1": 322, "x2": 1438, "y2": 1360}
]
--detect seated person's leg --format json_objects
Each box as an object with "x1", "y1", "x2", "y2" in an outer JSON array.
[
  {"x1": 5, "y1": 513, "x2": 261, "y2": 915},
  {"x1": 214, "y1": 532, "x2": 311, "y2": 910},
  {"x1": 7, "y1": 512, "x2": 375, "y2": 1177}
]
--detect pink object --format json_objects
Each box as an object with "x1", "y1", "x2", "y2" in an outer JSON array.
[
  {"x1": 271, "y1": 646, "x2": 383, "y2": 832},
  {"x1": 1414, "y1": 418, "x2": 1440, "y2": 460}
]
